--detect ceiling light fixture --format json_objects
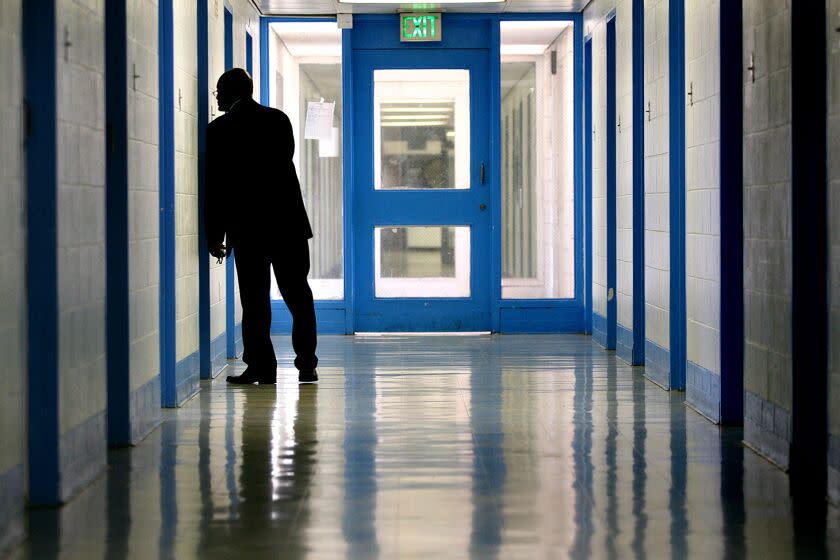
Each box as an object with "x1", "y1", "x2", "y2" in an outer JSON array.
[
  {"x1": 381, "y1": 114, "x2": 451, "y2": 120},
  {"x1": 340, "y1": 0, "x2": 503, "y2": 3},
  {"x1": 380, "y1": 121, "x2": 449, "y2": 126},
  {"x1": 380, "y1": 107, "x2": 455, "y2": 113}
]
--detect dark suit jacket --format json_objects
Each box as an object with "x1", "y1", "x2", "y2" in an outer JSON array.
[{"x1": 205, "y1": 98, "x2": 313, "y2": 252}]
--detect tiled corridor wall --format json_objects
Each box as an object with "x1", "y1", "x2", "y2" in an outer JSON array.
[
  {"x1": 614, "y1": 1, "x2": 636, "y2": 363},
  {"x1": 742, "y1": 0, "x2": 792, "y2": 468},
  {"x1": 549, "y1": 25, "x2": 576, "y2": 299},
  {"x1": 56, "y1": 0, "x2": 108, "y2": 500},
  {"x1": 173, "y1": 1, "x2": 201, "y2": 400},
  {"x1": 590, "y1": 16, "x2": 607, "y2": 343},
  {"x1": 0, "y1": 0, "x2": 25, "y2": 552},
  {"x1": 684, "y1": 0, "x2": 722, "y2": 421},
  {"x1": 828, "y1": 0, "x2": 840, "y2": 504},
  {"x1": 586, "y1": 0, "x2": 634, "y2": 348},
  {"x1": 643, "y1": 0, "x2": 670, "y2": 381},
  {"x1": 127, "y1": 0, "x2": 162, "y2": 442}
]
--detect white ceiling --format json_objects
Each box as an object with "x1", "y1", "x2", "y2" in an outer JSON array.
[
  {"x1": 500, "y1": 20, "x2": 570, "y2": 55},
  {"x1": 256, "y1": 0, "x2": 589, "y2": 15},
  {"x1": 272, "y1": 22, "x2": 343, "y2": 57}
]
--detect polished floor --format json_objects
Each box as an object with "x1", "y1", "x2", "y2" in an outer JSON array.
[{"x1": 9, "y1": 335, "x2": 840, "y2": 559}]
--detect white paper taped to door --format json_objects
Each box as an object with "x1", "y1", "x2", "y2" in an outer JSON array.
[{"x1": 304, "y1": 101, "x2": 335, "y2": 140}]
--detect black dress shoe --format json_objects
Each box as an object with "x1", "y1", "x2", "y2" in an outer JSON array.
[
  {"x1": 226, "y1": 367, "x2": 276, "y2": 385},
  {"x1": 298, "y1": 369, "x2": 318, "y2": 383}
]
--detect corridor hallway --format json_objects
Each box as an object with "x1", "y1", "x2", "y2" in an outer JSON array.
[{"x1": 9, "y1": 335, "x2": 840, "y2": 559}]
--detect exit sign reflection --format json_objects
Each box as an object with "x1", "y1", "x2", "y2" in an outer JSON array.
[{"x1": 400, "y1": 13, "x2": 442, "y2": 42}]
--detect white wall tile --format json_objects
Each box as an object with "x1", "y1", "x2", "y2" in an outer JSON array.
[
  {"x1": 685, "y1": 0, "x2": 721, "y2": 374},
  {"x1": 56, "y1": 0, "x2": 107, "y2": 433},
  {"x1": 0, "y1": 0, "x2": 25, "y2": 478},
  {"x1": 129, "y1": 0, "x2": 161, "y2": 391},
  {"x1": 742, "y1": 0, "x2": 792, "y2": 413}
]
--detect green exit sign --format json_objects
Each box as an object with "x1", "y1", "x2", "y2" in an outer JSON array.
[{"x1": 400, "y1": 13, "x2": 442, "y2": 42}]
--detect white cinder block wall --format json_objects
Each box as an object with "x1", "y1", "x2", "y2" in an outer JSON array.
[
  {"x1": 742, "y1": 0, "x2": 792, "y2": 468},
  {"x1": 207, "y1": 0, "x2": 226, "y2": 370},
  {"x1": 614, "y1": 0, "x2": 636, "y2": 361},
  {"x1": 587, "y1": 0, "x2": 635, "y2": 347},
  {"x1": 685, "y1": 0, "x2": 722, "y2": 421},
  {"x1": 174, "y1": 0, "x2": 200, "y2": 394},
  {"x1": 643, "y1": 0, "x2": 670, "y2": 378},
  {"x1": 549, "y1": 27, "x2": 576, "y2": 299},
  {"x1": 56, "y1": 0, "x2": 108, "y2": 500},
  {"x1": 127, "y1": 0, "x2": 161, "y2": 440},
  {"x1": 589, "y1": 12, "x2": 608, "y2": 342},
  {"x1": 585, "y1": 0, "x2": 635, "y2": 354},
  {"x1": 0, "y1": 0, "x2": 25, "y2": 552},
  {"x1": 828, "y1": 0, "x2": 840, "y2": 505}
]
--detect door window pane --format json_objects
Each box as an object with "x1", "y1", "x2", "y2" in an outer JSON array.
[
  {"x1": 269, "y1": 22, "x2": 344, "y2": 300},
  {"x1": 375, "y1": 226, "x2": 470, "y2": 298},
  {"x1": 501, "y1": 21, "x2": 576, "y2": 299},
  {"x1": 374, "y1": 70, "x2": 470, "y2": 190}
]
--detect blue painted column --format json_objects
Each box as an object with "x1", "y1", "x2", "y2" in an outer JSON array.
[
  {"x1": 24, "y1": 0, "x2": 60, "y2": 505},
  {"x1": 197, "y1": 0, "x2": 211, "y2": 378},
  {"x1": 718, "y1": 1, "x2": 743, "y2": 424},
  {"x1": 631, "y1": 0, "x2": 645, "y2": 365},
  {"x1": 668, "y1": 0, "x2": 686, "y2": 391},
  {"x1": 606, "y1": 15, "x2": 617, "y2": 351},
  {"x1": 159, "y1": 0, "x2": 177, "y2": 407},
  {"x1": 789, "y1": 0, "x2": 828, "y2": 500},
  {"x1": 105, "y1": 0, "x2": 131, "y2": 443},
  {"x1": 584, "y1": 37, "x2": 593, "y2": 335}
]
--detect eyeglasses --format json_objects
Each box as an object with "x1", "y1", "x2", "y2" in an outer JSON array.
[{"x1": 211, "y1": 89, "x2": 218, "y2": 98}]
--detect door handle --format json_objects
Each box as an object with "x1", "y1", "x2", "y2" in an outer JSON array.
[
  {"x1": 480, "y1": 203, "x2": 487, "y2": 211},
  {"x1": 480, "y1": 163, "x2": 485, "y2": 184}
]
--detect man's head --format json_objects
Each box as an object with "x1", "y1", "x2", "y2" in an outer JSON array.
[{"x1": 216, "y1": 68, "x2": 253, "y2": 112}]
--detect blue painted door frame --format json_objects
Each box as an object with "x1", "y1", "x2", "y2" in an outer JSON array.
[
  {"x1": 24, "y1": 0, "x2": 60, "y2": 505},
  {"x1": 584, "y1": 37, "x2": 593, "y2": 335},
  {"x1": 789, "y1": 0, "x2": 828, "y2": 494},
  {"x1": 718, "y1": 0, "x2": 743, "y2": 423},
  {"x1": 352, "y1": 47, "x2": 492, "y2": 332},
  {"x1": 630, "y1": 0, "x2": 645, "y2": 366},
  {"x1": 260, "y1": 13, "x2": 585, "y2": 333},
  {"x1": 606, "y1": 15, "x2": 617, "y2": 350},
  {"x1": 224, "y1": 7, "x2": 236, "y2": 359},
  {"x1": 197, "y1": 0, "x2": 211, "y2": 378},
  {"x1": 668, "y1": 0, "x2": 686, "y2": 390},
  {"x1": 105, "y1": 0, "x2": 131, "y2": 443},
  {"x1": 159, "y1": 0, "x2": 177, "y2": 407}
]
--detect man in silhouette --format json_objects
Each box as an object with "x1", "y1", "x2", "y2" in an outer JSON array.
[{"x1": 205, "y1": 68, "x2": 318, "y2": 384}]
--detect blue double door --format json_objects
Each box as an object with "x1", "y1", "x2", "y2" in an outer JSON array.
[{"x1": 353, "y1": 48, "x2": 492, "y2": 331}]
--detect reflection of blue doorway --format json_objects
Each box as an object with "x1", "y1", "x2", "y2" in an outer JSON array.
[{"x1": 606, "y1": 15, "x2": 617, "y2": 350}]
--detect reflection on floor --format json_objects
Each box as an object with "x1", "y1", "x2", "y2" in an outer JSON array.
[{"x1": 9, "y1": 335, "x2": 840, "y2": 559}]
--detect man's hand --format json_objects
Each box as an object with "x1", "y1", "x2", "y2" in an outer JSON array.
[{"x1": 210, "y1": 244, "x2": 227, "y2": 264}]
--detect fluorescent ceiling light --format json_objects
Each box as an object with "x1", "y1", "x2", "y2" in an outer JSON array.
[
  {"x1": 381, "y1": 121, "x2": 449, "y2": 126},
  {"x1": 380, "y1": 107, "x2": 454, "y2": 113},
  {"x1": 379, "y1": 99, "x2": 455, "y2": 104},
  {"x1": 382, "y1": 114, "x2": 451, "y2": 120},
  {"x1": 341, "y1": 0, "x2": 503, "y2": 3}
]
